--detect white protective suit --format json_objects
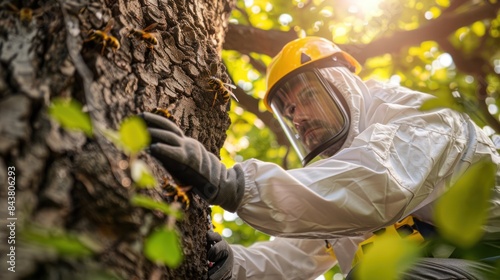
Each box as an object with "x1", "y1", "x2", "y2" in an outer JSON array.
[{"x1": 230, "y1": 67, "x2": 500, "y2": 279}]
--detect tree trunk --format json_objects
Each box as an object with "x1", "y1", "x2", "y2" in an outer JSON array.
[{"x1": 0, "y1": 0, "x2": 234, "y2": 279}]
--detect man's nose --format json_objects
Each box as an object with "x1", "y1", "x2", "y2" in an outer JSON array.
[{"x1": 292, "y1": 108, "x2": 308, "y2": 129}]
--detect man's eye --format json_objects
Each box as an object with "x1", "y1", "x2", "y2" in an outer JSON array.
[{"x1": 284, "y1": 105, "x2": 295, "y2": 119}]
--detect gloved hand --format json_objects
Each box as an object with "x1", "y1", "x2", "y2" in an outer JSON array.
[
  {"x1": 141, "y1": 112, "x2": 245, "y2": 212},
  {"x1": 207, "y1": 231, "x2": 233, "y2": 280}
]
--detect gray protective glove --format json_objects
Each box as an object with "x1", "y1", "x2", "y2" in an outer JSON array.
[
  {"x1": 207, "y1": 231, "x2": 233, "y2": 280},
  {"x1": 142, "y1": 112, "x2": 245, "y2": 212}
]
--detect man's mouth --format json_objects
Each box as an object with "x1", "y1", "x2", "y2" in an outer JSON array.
[
  {"x1": 303, "y1": 127, "x2": 327, "y2": 146},
  {"x1": 297, "y1": 120, "x2": 328, "y2": 146},
  {"x1": 304, "y1": 127, "x2": 320, "y2": 139}
]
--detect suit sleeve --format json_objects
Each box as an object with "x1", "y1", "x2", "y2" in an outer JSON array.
[{"x1": 231, "y1": 237, "x2": 336, "y2": 280}]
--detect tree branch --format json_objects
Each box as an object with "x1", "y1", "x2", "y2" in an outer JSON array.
[
  {"x1": 223, "y1": 24, "x2": 297, "y2": 57},
  {"x1": 441, "y1": 0, "x2": 470, "y2": 15},
  {"x1": 348, "y1": 1, "x2": 500, "y2": 63},
  {"x1": 224, "y1": 1, "x2": 500, "y2": 62}
]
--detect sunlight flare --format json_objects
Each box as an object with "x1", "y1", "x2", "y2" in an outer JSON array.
[{"x1": 349, "y1": 0, "x2": 383, "y2": 15}]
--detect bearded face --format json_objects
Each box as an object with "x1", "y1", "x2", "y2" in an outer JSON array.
[{"x1": 276, "y1": 71, "x2": 347, "y2": 152}]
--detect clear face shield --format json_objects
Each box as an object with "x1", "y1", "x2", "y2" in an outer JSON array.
[{"x1": 269, "y1": 69, "x2": 350, "y2": 166}]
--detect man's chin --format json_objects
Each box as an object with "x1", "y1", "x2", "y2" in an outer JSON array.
[
  {"x1": 304, "y1": 129, "x2": 327, "y2": 145},
  {"x1": 304, "y1": 138, "x2": 326, "y2": 152},
  {"x1": 304, "y1": 132, "x2": 346, "y2": 156}
]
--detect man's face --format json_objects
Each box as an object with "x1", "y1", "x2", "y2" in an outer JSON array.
[{"x1": 277, "y1": 72, "x2": 346, "y2": 151}]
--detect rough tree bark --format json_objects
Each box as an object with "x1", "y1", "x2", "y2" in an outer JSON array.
[{"x1": 0, "y1": 0, "x2": 234, "y2": 279}]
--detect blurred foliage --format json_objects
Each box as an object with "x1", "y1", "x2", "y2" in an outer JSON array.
[
  {"x1": 218, "y1": 0, "x2": 500, "y2": 279},
  {"x1": 130, "y1": 159, "x2": 157, "y2": 188},
  {"x1": 434, "y1": 159, "x2": 496, "y2": 248},
  {"x1": 118, "y1": 116, "x2": 150, "y2": 155},
  {"x1": 221, "y1": 103, "x2": 301, "y2": 168},
  {"x1": 20, "y1": 224, "x2": 98, "y2": 258},
  {"x1": 48, "y1": 97, "x2": 93, "y2": 137},
  {"x1": 144, "y1": 226, "x2": 184, "y2": 268},
  {"x1": 48, "y1": 100, "x2": 157, "y2": 188},
  {"x1": 131, "y1": 194, "x2": 183, "y2": 219},
  {"x1": 355, "y1": 234, "x2": 422, "y2": 280}
]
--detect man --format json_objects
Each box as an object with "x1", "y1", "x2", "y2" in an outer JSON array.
[{"x1": 142, "y1": 37, "x2": 500, "y2": 279}]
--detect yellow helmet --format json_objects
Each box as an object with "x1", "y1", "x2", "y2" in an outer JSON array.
[{"x1": 264, "y1": 36, "x2": 361, "y2": 112}]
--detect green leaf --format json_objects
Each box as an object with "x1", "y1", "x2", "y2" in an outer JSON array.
[
  {"x1": 131, "y1": 159, "x2": 157, "y2": 188},
  {"x1": 356, "y1": 234, "x2": 421, "y2": 280},
  {"x1": 48, "y1": 98, "x2": 93, "y2": 137},
  {"x1": 131, "y1": 194, "x2": 183, "y2": 220},
  {"x1": 144, "y1": 227, "x2": 184, "y2": 268},
  {"x1": 434, "y1": 159, "x2": 496, "y2": 248},
  {"x1": 21, "y1": 226, "x2": 95, "y2": 257},
  {"x1": 119, "y1": 116, "x2": 150, "y2": 154}
]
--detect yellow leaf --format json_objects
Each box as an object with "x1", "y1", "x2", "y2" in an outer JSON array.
[
  {"x1": 436, "y1": 0, "x2": 450, "y2": 7},
  {"x1": 471, "y1": 21, "x2": 486, "y2": 37},
  {"x1": 428, "y1": 7, "x2": 441, "y2": 19}
]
